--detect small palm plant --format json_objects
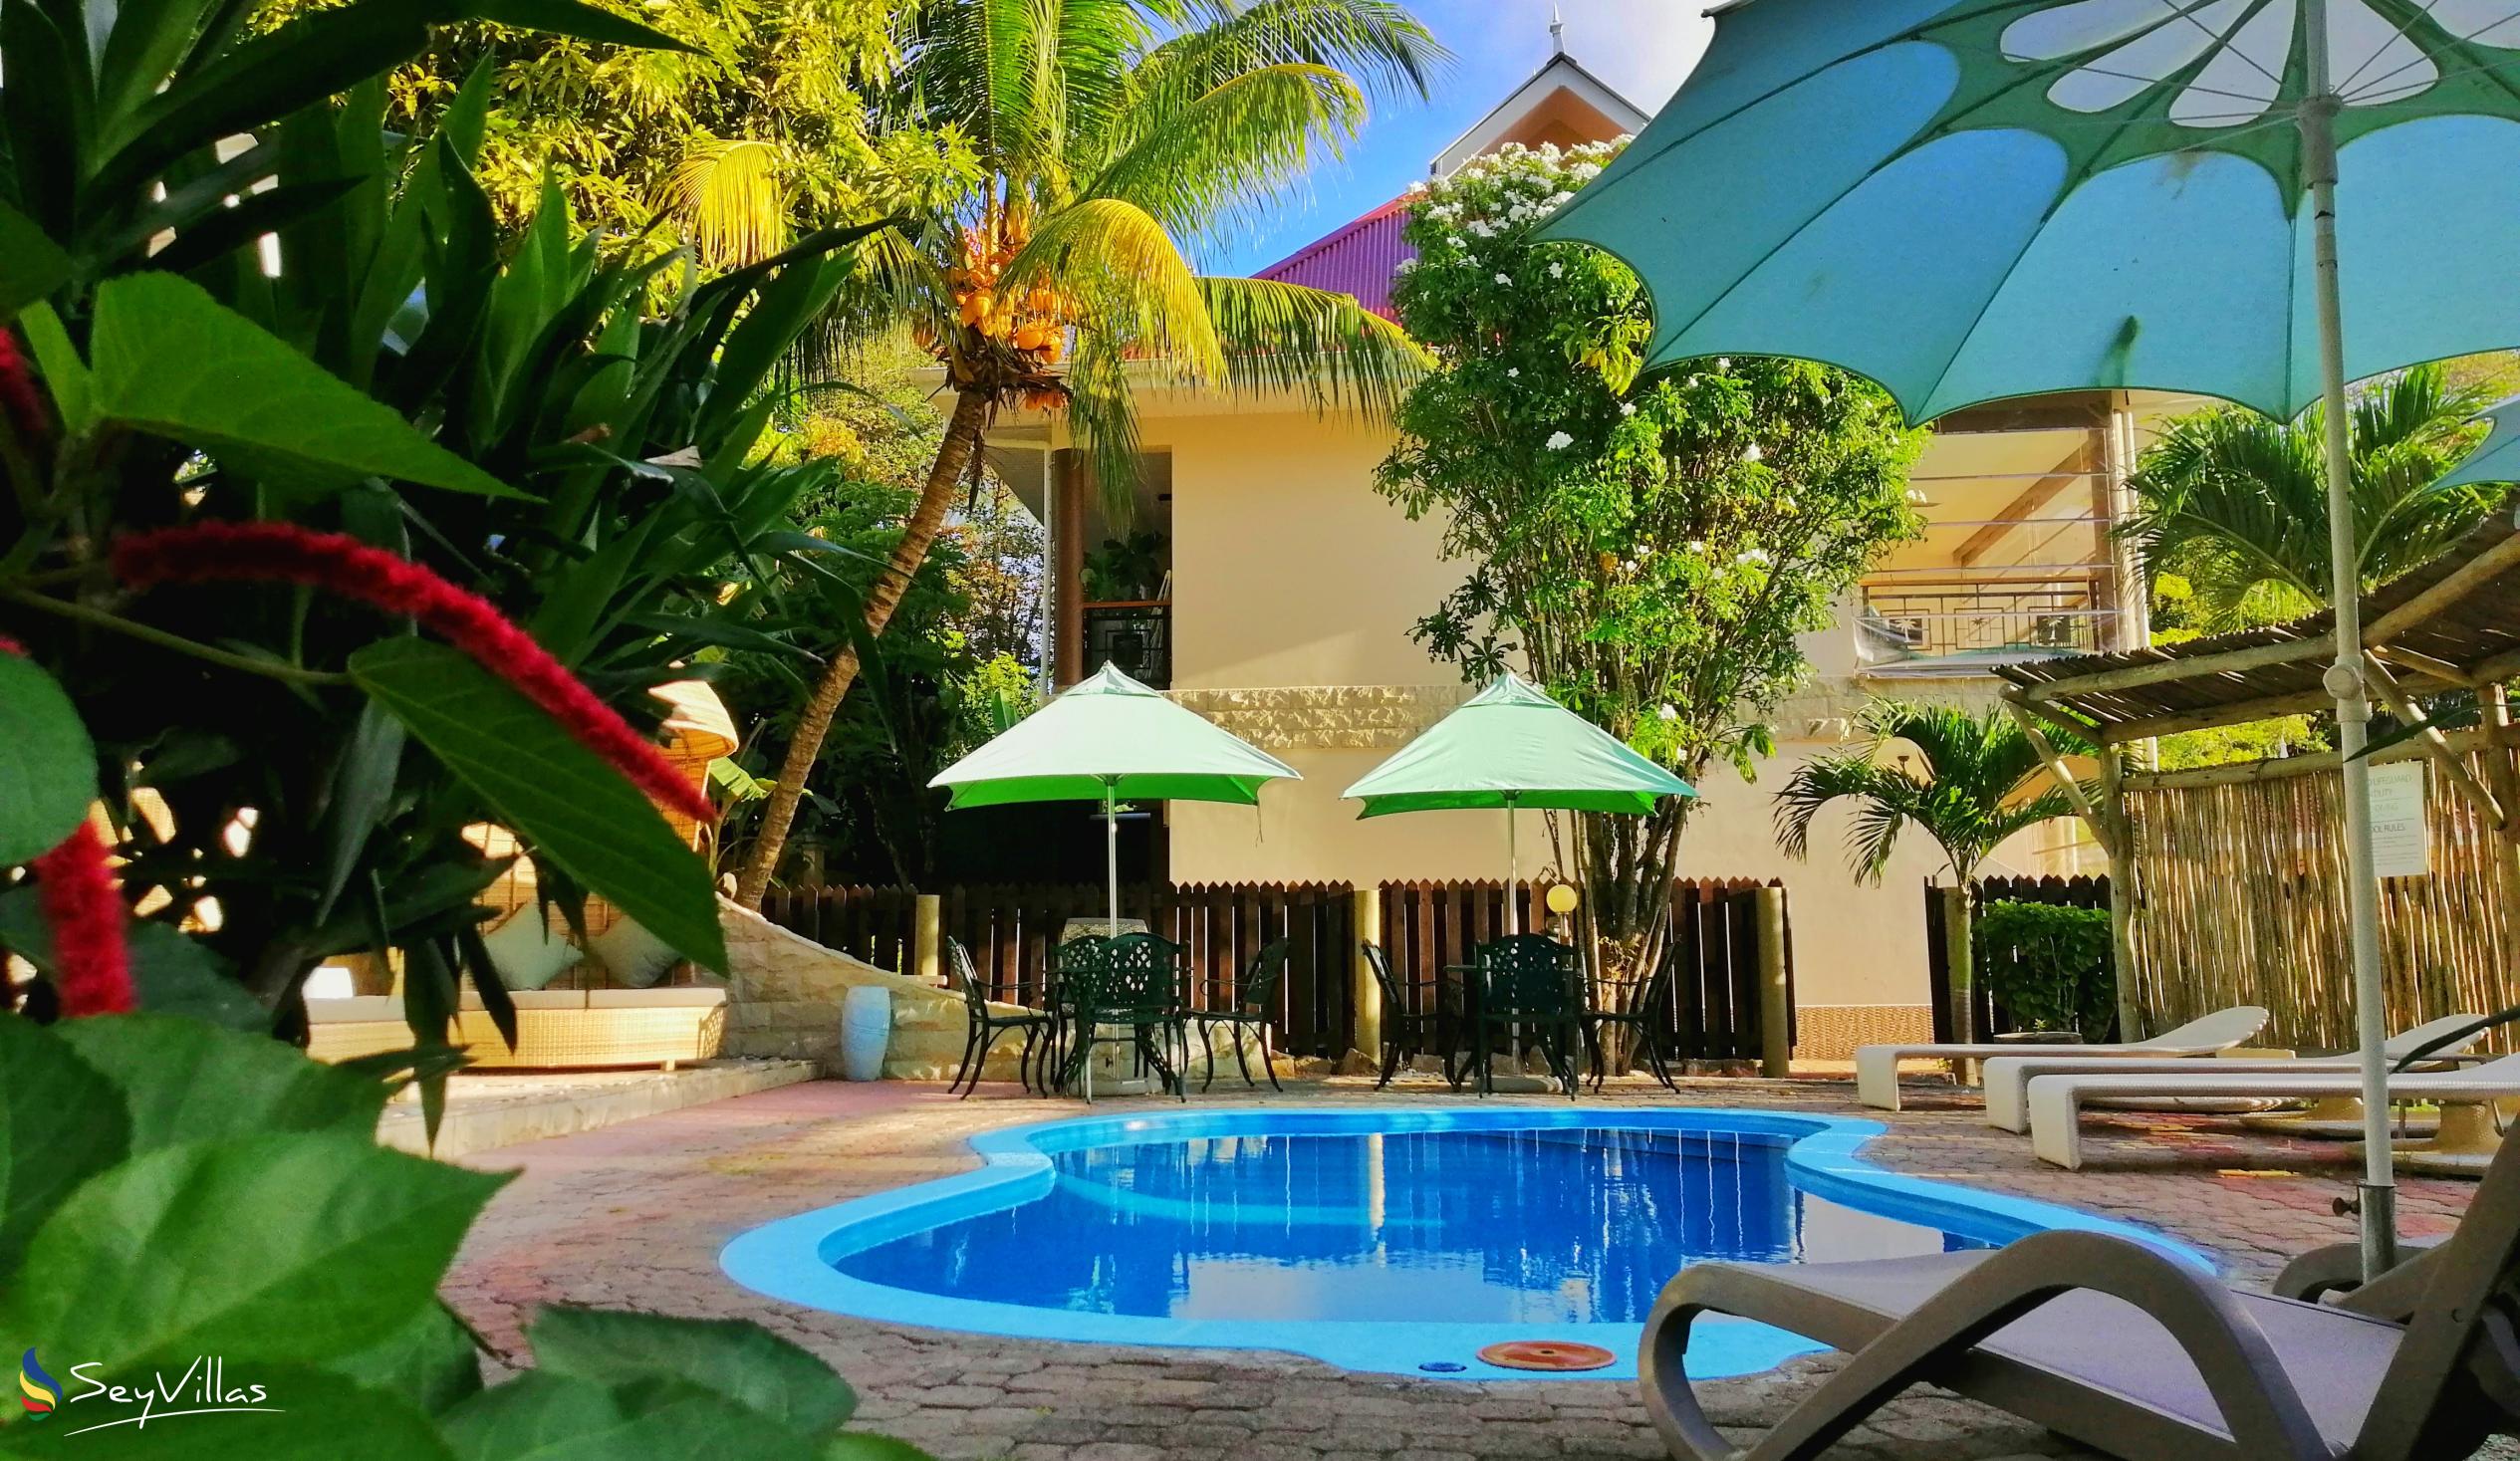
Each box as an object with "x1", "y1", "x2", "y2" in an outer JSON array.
[{"x1": 1774, "y1": 701, "x2": 2090, "y2": 1043}]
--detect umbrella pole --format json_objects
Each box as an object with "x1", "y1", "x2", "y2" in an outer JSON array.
[
  {"x1": 2299, "y1": 37, "x2": 2396, "y2": 1281},
  {"x1": 1507, "y1": 796, "x2": 1521, "y2": 935}
]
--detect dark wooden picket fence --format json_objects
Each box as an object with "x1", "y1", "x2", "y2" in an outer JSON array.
[
  {"x1": 757, "y1": 883, "x2": 919, "y2": 973},
  {"x1": 765, "y1": 876, "x2": 1792, "y2": 1063},
  {"x1": 1924, "y1": 874, "x2": 2113, "y2": 1042},
  {"x1": 1377, "y1": 877, "x2": 1791, "y2": 1064}
]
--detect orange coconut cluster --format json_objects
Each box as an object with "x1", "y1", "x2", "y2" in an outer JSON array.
[{"x1": 944, "y1": 221, "x2": 1074, "y2": 370}]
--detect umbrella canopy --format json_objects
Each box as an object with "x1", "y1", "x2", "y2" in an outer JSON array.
[
  {"x1": 1344, "y1": 674, "x2": 1693, "y2": 933},
  {"x1": 929, "y1": 664, "x2": 1297, "y2": 810},
  {"x1": 1344, "y1": 673, "x2": 1695, "y2": 815},
  {"x1": 1535, "y1": 0, "x2": 2520, "y2": 1275},
  {"x1": 1538, "y1": 0, "x2": 2520, "y2": 425},
  {"x1": 2437, "y1": 395, "x2": 2520, "y2": 490}
]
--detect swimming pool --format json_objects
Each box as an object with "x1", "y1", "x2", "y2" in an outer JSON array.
[{"x1": 720, "y1": 1106, "x2": 2205, "y2": 1380}]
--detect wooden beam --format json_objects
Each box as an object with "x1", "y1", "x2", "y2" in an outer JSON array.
[
  {"x1": 2124, "y1": 728, "x2": 2490, "y2": 791},
  {"x1": 2372, "y1": 642, "x2": 2474, "y2": 687},
  {"x1": 1953, "y1": 444, "x2": 2088, "y2": 568},
  {"x1": 2464, "y1": 643, "x2": 2520, "y2": 688},
  {"x1": 2362, "y1": 527, "x2": 2520, "y2": 647},
  {"x1": 2100, "y1": 688, "x2": 2339, "y2": 743},
  {"x1": 2013, "y1": 633, "x2": 2331, "y2": 702},
  {"x1": 2004, "y1": 702, "x2": 2115, "y2": 859},
  {"x1": 2362, "y1": 652, "x2": 2506, "y2": 827}
]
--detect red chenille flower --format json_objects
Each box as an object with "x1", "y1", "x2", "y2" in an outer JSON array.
[
  {"x1": 0, "y1": 641, "x2": 133, "y2": 1018},
  {"x1": 30, "y1": 824, "x2": 134, "y2": 1017},
  {"x1": 113, "y1": 523, "x2": 714, "y2": 825},
  {"x1": 0, "y1": 330, "x2": 45, "y2": 442}
]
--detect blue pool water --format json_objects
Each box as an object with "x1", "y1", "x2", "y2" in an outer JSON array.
[{"x1": 721, "y1": 1107, "x2": 2203, "y2": 1380}]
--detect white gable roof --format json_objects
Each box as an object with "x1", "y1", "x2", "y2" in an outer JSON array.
[{"x1": 1429, "y1": 52, "x2": 1650, "y2": 177}]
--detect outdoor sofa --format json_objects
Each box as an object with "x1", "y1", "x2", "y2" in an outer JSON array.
[
  {"x1": 1978, "y1": 1012, "x2": 2489, "y2": 1132},
  {"x1": 1854, "y1": 1006, "x2": 2270, "y2": 1111},
  {"x1": 1638, "y1": 1108, "x2": 2520, "y2": 1460},
  {"x1": 305, "y1": 985, "x2": 727, "y2": 1069}
]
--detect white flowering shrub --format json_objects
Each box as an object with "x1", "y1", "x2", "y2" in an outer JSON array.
[{"x1": 1375, "y1": 138, "x2": 1927, "y2": 945}]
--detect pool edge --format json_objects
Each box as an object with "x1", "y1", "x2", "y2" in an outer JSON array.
[{"x1": 718, "y1": 1103, "x2": 2212, "y2": 1382}]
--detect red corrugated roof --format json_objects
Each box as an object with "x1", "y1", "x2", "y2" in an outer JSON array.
[{"x1": 1253, "y1": 193, "x2": 1414, "y2": 321}]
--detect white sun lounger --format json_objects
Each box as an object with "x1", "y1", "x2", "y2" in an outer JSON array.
[
  {"x1": 1853, "y1": 1005, "x2": 2270, "y2": 1111},
  {"x1": 2026, "y1": 1052, "x2": 2520, "y2": 1169},
  {"x1": 1981, "y1": 1012, "x2": 2489, "y2": 1132}
]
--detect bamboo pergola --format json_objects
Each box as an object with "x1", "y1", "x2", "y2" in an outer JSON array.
[{"x1": 1993, "y1": 517, "x2": 2520, "y2": 1043}]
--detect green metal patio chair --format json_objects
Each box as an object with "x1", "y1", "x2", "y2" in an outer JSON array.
[
  {"x1": 1581, "y1": 942, "x2": 1680, "y2": 1092},
  {"x1": 1191, "y1": 939, "x2": 1290, "y2": 1091},
  {"x1": 1471, "y1": 933, "x2": 1581, "y2": 1098},
  {"x1": 945, "y1": 937, "x2": 1051, "y2": 1097},
  {"x1": 1363, "y1": 940, "x2": 1461, "y2": 1091},
  {"x1": 1059, "y1": 931, "x2": 1188, "y2": 1102}
]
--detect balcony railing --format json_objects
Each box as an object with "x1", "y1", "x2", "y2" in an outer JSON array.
[
  {"x1": 1085, "y1": 601, "x2": 1169, "y2": 688},
  {"x1": 1858, "y1": 585, "x2": 2116, "y2": 668}
]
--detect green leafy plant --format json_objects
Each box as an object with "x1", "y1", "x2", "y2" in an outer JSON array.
[
  {"x1": 730, "y1": 0, "x2": 1447, "y2": 905},
  {"x1": 1775, "y1": 701, "x2": 2097, "y2": 1046},
  {"x1": 1977, "y1": 899, "x2": 2115, "y2": 1040},
  {"x1": 0, "y1": 1014, "x2": 920, "y2": 1459},
  {"x1": 1774, "y1": 701, "x2": 2087, "y2": 887},
  {"x1": 0, "y1": 0, "x2": 889, "y2": 1045},
  {"x1": 1377, "y1": 138, "x2": 1926, "y2": 991},
  {"x1": 2123, "y1": 364, "x2": 2503, "y2": 629},
  {"x1": 1082, "y1": 531, "x2": 1165, "y2": 603}
]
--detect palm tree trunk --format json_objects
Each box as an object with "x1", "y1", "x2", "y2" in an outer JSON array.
[{"x1": 733, "y1": 387, "x2": 992, "y2": 908}]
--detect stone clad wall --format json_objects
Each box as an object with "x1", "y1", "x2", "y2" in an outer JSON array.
[{"x1": 718, "y1": 900, "x2": 1020, "y2": 1081}]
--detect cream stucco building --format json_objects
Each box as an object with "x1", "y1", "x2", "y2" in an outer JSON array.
[{"x1": 985, "y1": 47, "x2": 2200, "y2": 1056}]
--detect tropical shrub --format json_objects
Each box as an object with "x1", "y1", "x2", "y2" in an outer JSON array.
[
  {"x1": 0, "y1": 1, "x2": 883, "y2": 1050},
  {"x1": 1977, "y1": 899, "x2": 2115, "y2": 1040},
  {"x1": 1379, "y1": 138, "x2": 1926, "y2": 973},
  {"x1": 0, "y1": 1013, "x2": 917, "y2": 1459},
  {"x1": 0, "y1": 5, "x2": 928, "y2": 1455}
]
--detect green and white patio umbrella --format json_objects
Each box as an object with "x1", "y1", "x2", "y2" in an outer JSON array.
[
  {"x1": 1342, "y1": 673, "x2": 1695, "y2": 932},
  {"x1": 1539, "y1": 0, "x2": 2520, "y2": 1276},
  {"x1": 930, "y1": 663, "x2": 1299, "y2": 938}
]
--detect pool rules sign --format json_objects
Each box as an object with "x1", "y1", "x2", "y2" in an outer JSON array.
[{"x1": 2366, "y1": 761, "x2": 2430, "y2": 878}]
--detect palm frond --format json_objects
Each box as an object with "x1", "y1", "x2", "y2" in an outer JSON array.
[
  {"x1": 1773, "y1": 750, "x2": 1903, "y2": 865},
  {"x1": 1197, "y1": 275, "x2": 1430, "y2": 416},
  {"x1": 1063, "y1": 333, "x2": 1144, "y2": 524},
  {"x1": 1148, "y1": 0, "x2": 1444, "y2": 106},
  {"x1": 1002, "y1": 195, "x2": 1224, "y2": 384},
  {"x1": 1090, "y1": 62, "x2": 1365, "y2": 252},
  {"x1": 663, "y1": 135, "x2": 788, "y2": 268},
  {"x1": 2126, "y1": 365, "x2": 2509, "y2": 617}
]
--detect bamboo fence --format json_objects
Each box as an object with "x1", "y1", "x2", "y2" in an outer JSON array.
[{"x1": 2124, "y1": 742, "x2": 2520, "y2": 1052}]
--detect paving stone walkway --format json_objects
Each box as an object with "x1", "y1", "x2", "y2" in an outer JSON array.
[{"x1": 441, "y1": 1073, "x2": 2504, "y2": 1460}]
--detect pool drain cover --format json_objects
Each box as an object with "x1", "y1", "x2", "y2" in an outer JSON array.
[{"x1": 1476, "y1": 1340, "x2": 1616, "y2": 1372}]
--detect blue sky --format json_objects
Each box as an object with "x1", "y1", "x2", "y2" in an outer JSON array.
[{"x1": 1208, "y1": 1, "x2": 1715, "y2": 277}]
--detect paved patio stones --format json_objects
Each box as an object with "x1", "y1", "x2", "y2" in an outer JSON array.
[{"x1": 440, "y1": 1075, "x2": 2511, "y2": 1460}]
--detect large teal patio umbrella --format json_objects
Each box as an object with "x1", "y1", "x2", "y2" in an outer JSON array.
[
  {"x1": 1343, "y1": 673, "x2": 1694, "y2": 932},
  {"x1": 1538, "y1": 0, "x2": 2520, "y2": 1276},
  {"x1": 930, "y1": 664, "x2": 1298, "y2": 937}
]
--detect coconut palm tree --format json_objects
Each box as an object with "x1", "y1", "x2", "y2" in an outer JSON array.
[
  {"x1": 733, "y1": 0, "x2": 1445, "y2": 904},
  {"x1": 2122, "y1": 365, "x2": 2504, "y2": 630},
  {"x1": 1774, "y1": 699, "x2": 2090, "y2": 1044}
]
